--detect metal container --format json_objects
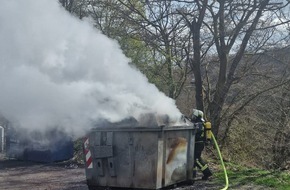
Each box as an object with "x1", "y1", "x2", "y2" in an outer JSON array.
[
  {"x1": 84, "y1": 123, "x2": 196, "y2": 190},
  {"x1": 0, "y1": 126, "x2": 4, "y2": 152},
  {"x1": 6, "y1": 128, "x2": 73, "y2": 163}
]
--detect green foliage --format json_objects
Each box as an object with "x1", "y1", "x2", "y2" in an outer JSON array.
[
  {"x1": 73, "y1": 138, "x2": 83, "y2": 153},
  {"x1": 72, "y1": 138, "x2": 85, "y2": 164},
  {"x1": 214, "y1": 162, "x2": 290, "y2": 190}
]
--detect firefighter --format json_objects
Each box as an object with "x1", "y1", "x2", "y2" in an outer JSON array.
[{"x1": 191, "y1": 109, "x2": 213, "y2": 180}]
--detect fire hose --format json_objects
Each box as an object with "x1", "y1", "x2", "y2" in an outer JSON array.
[
  {"x1": 204, "y1": 121, "x2": 228, "y2": 190},
  {"x1": 211, "y1": 132, "x2": 229, "y2": 190}
]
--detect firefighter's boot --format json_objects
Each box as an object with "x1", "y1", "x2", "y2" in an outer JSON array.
[
  {"x1": 201, "y1": 167, "x2": 213, "y2": 180},
  {"x1": 197, "y1": 159, "x2": 213, "y2": 180}
]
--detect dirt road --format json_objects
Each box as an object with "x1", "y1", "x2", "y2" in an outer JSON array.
[
  {"x1": 0, "y1": 153, "x2": 220, "y2": 190},
  {"x1": 0, "y1": 154, "x2": 88, "y2": 190},
  {"x1": 0, "y1": 154, "x2": 270, "y2": 190}
]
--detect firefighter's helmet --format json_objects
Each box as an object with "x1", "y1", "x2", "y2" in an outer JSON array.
[{"x1": 192, "y1": 109, "x2": 204, "y2": 122}]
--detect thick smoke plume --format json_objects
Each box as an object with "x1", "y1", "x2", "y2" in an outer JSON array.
[{"x1": 0, "y1": 0, "x2": 181, "y2": 138}]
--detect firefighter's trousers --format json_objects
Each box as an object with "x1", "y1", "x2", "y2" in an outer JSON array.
[{"x1": 193, "y1": 141, "x2": 212, "y2": 180}]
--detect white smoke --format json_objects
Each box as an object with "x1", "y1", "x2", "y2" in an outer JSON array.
[{"x1": 0, "y1": 0, "x2": 181, "y2": 137}]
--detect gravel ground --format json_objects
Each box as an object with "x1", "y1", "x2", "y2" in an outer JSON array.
[
  {"x1": 0, "y1": 158, "x2": 88, "y2": 190},
  {"x1": 0, "y1": 158, "x2": 218, "y2": 190},
  {"x1": 0, "y1": 154, "x2": 271, "y2": 190}
]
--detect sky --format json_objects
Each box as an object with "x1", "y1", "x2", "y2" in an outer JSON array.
[{"x1": 0, "y1": 0, "x2": 182, "y2": 138}]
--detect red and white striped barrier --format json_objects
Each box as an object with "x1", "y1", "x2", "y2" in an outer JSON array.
[{"x1": 84, "y1": 137, "x2": 93, "y2": 169}]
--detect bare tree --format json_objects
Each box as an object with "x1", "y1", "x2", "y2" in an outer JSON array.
[
  {"x1": 218, "y1": 45, "x2": 290, "y2": 168},
  {"x1": 60, "y1": 0, "x2": 290, "y2": 138},
  {"x1": 59, "y1": 0, "x2": 89, "y2": 19},
  {"x1": 177, "y1": 0, "x2": 290, "y2": 136},
  {"x1": 112, "y1": 0, "x2": 192, "y2": 99}
]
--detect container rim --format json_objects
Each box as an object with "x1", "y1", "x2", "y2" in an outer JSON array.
[{"x1": 89, "y1": 125, "x2": 196, "y2": 132}]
